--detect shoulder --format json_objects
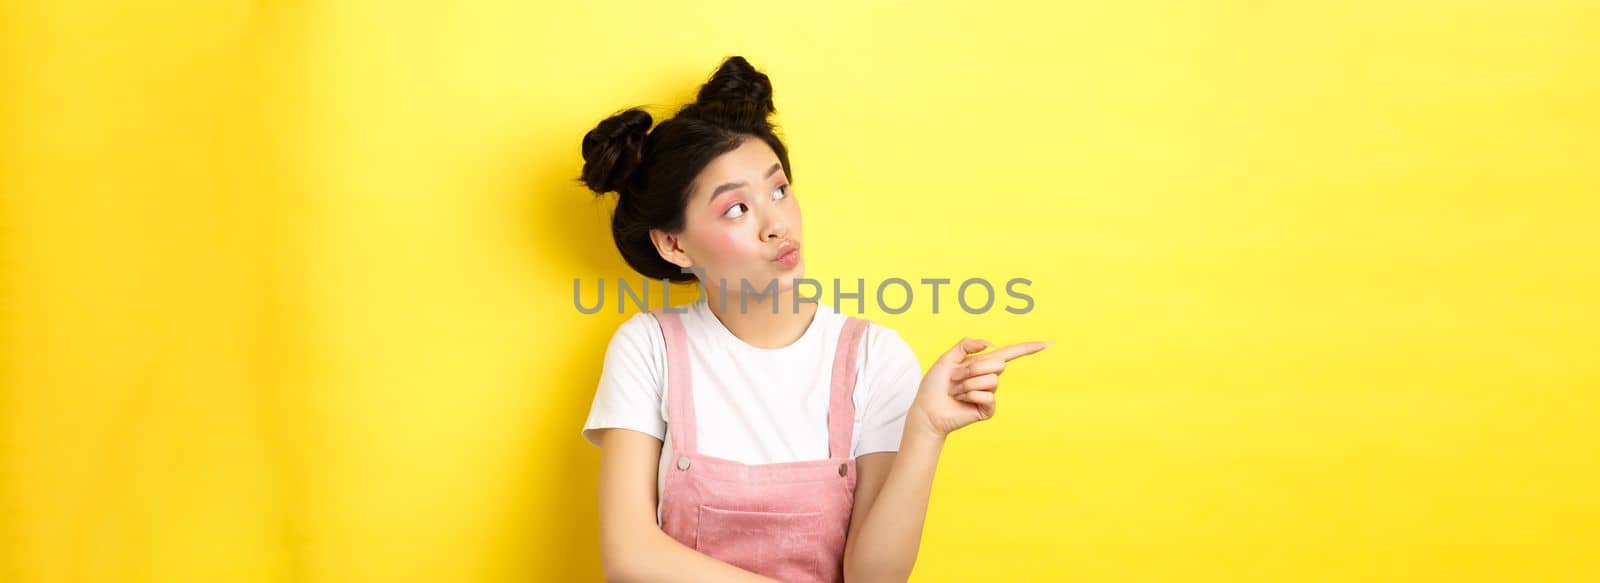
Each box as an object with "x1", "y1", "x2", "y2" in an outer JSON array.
[
  {"x1": 851, "y1": 318, "x2": 923, "y2": 452},
  {"x1": 616, "y1": 309, "x2": 663, "y2": 338},
  {"x1": 855, "y1": 318, "x2": 920, "y2": 373},
  {"x1": 584, "y1": 311, "x2": 671, "y2": 447},
  {"x1": 815, "y1": 303, "x2": 902, "y2": 351},
  {"x1": 603, "y1": 310, "x2": 666, "y2": 366}
]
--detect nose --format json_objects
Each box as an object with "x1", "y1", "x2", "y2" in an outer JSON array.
[{"x1": 761, "y1": 210, "x2": 788, "y2": 242}]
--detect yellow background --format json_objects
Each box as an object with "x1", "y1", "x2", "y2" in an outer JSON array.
[{"x1": 3, "y1": 0, "x2": 1597, "y2": 581}]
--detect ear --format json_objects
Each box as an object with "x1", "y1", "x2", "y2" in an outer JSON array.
[{"x1": 649, "y1": 228, "x2": 694, "y2": 272}]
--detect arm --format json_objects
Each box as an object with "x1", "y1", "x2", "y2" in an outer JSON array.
[
  {"x1": 596, "y1": 428, "x2": 781, "y2": 583},
  {"x1": 841, "y1": 416, "x2": 946, "y2": 583},
  {"x1": 841, "y1": 337, "x2": 1051, "y2": 582}
]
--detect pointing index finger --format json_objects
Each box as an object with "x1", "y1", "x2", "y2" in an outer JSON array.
[{"x1": 979, "y1": 341, "x2": 1051, "y2": 363}]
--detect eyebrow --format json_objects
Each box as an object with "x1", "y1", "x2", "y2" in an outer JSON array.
[{"x1": 707, "y1": 163, "x2": 784, "y2": 206}]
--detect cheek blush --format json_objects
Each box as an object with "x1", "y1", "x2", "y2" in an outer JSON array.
[{"x1": 712, "y1": 230, "x2": 743, "y2": 259}]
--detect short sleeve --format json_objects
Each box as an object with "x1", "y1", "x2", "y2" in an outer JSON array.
[
  {"x1": 580, "y1": 311, "x2": 668, "y2": 447},
  {"x1": 854, "y1": 324, "x2": 923, "y2": 457}
]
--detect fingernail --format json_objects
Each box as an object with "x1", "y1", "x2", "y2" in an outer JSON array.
[{"x1": 1043, "y1": 341, "x2": 1054, "y2": 349}]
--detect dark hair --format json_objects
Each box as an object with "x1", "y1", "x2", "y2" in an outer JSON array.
[{"x1": 576, "y1": 56, "x2": 793, "y2": 284}]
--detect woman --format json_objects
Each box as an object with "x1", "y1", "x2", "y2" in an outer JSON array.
[{"x1": 577, "y1": 56, "x2": 1048, "y2": 583}]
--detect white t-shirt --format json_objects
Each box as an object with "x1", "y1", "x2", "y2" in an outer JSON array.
[{"x1": 580, "y1": 296, "x2": 923, "y2": 526}]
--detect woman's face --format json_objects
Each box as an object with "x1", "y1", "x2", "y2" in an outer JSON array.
[{"x1": 652, "y1": 137, "x2": 804, "y2": 298}]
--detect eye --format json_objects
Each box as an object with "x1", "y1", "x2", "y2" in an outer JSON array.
[{"x1": 721, "y1": 185, "x2": 788, "y2": 219}]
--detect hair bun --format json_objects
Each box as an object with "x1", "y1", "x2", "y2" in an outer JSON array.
[
  {"x1": 579, "y1": 108, "x2": 653, "y2": 195},
  {"x1": 695, "y1": 56, "x2": 775, "y2": 115}
]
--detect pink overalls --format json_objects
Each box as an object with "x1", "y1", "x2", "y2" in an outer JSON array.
[{"x1": 651, "y1": 308, "x2": 870, "y2": 582}]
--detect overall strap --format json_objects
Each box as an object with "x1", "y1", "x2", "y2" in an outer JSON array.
[
  {"x1": 654, "y1": 309, "x2": 698, "y2": 455},
  {"x1": 828, "y1": 317, "x2": 870, "y2": 459}
]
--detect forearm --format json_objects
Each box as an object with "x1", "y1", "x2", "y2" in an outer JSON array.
[
  {"x1": 608, "y1": 528, "x2": 780, "y2": 583},
  {"x1": 843, "y1": 414, "x2": 947, "y2": 582}
]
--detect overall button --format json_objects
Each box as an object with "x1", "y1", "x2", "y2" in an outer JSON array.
[
  {"x1": 838, "y1": 463, "x2": 848, "y2": 476},
  {"x1": 677, "y1": 456, "x2": 691, "y2": 471}
]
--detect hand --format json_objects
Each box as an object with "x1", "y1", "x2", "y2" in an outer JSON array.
[{"x1": 911, "y1": 337, "x2": 1051, "y2": 437}]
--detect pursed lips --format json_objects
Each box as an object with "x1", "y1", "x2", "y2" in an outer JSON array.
[{"x1": 772, "y1": 241, "x2": 798, "y2": 261}]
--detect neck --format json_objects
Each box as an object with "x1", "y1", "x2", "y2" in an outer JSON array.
[{"x1": 702, "y1": 287, "x2": 819, "y2": 350}]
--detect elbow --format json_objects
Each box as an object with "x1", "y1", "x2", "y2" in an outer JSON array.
[
  {"x1": 845, "y1": 569, "x2": 911, "y2": 583},
  {"x1": 845, "y1": 571, "x2": 911, "y2": 583},
  {"x1": 600, "y1": 557, "x2": 630, "y2": 583},
  {"x1": 601, "y1": 553, "x2": 645, "y2": 583},
  {"x1": 599, "y1": 552, "x2": 627, "y2": 583},
  {"x1": 599, "y1": 532, "x2": 649, "y2": 583},
  {"x1": 843, "y1": 556, "x2": 911, "y2": 583}
]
